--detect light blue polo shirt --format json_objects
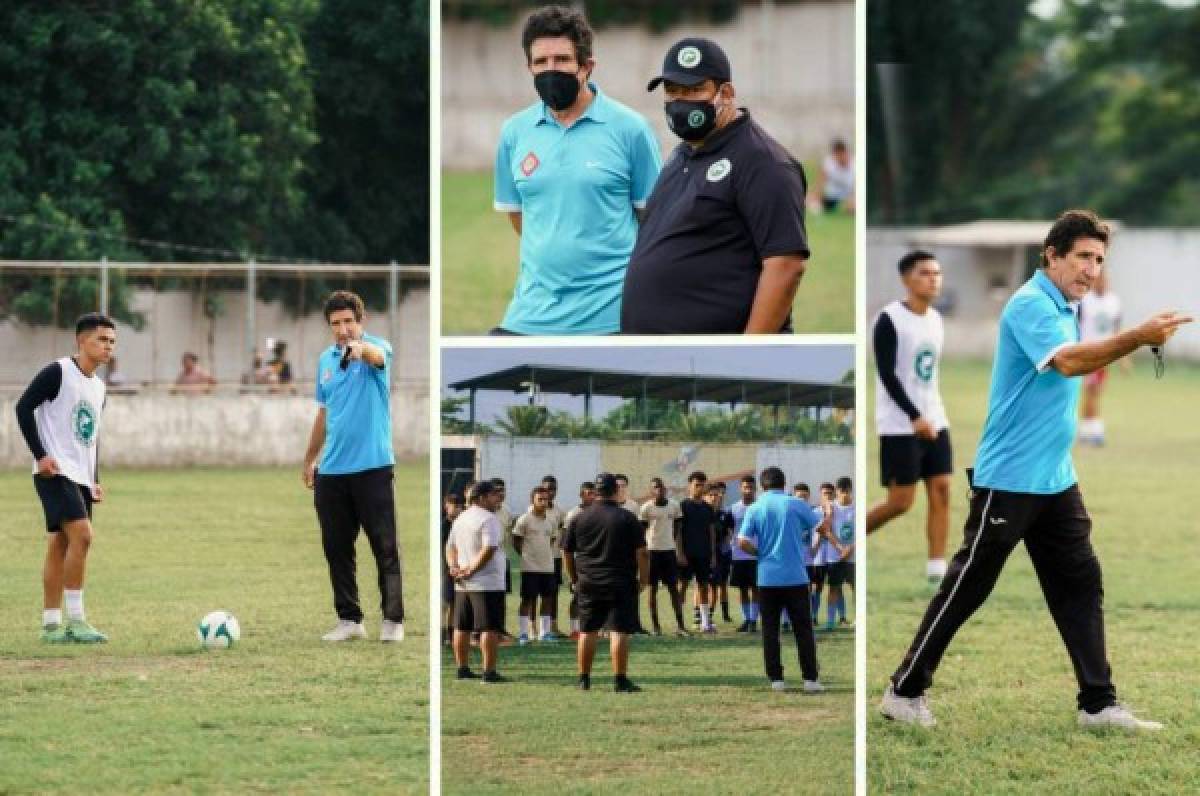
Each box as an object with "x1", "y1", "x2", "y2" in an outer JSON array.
[
  {"x1": 974, "y1": 269, "x2": 1081, "y2": 494},
  {"x1": 314, "y1": 333, "x2": 395, "y2": 475},
  {"x1": 494, "y1": 84, "x2": 662, "y2": 335},
  {"x1": 738, "y1": 489, "x2": 824, "y2": 588}
]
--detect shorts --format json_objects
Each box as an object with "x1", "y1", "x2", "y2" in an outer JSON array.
[
  {"x1": 520, "y1": 571, "x2": 558, "y2": 600},
  {"x1": 730, "y1": 559, "x2": 758, "y2": 590},
  {"x1": 453, "y1": 590, "x2": 505, "y2": 632},
  {"x1": 442, "y1": 572, "x2": 455, "y2": 605},
  {"x1": 680, "y1": 555, "x2": 713, "y2": 586},
  {"x1": 34, "y1": 475, "x2": 93, "y2": 532},
  {"x1": 880, "y1": 429, "x2": 953, "y2": 487},
  {"x1": 827, "y1": 561, "x2": 855, "y2": 588},
  {"x1": 713, "y1": 550, "x2": 732, "y2": 585},
  {"x1": 577, "y1": 586, "x2": 640, "y2": 634},
  {"x1": 807, "y1": 565, "x2": 827, "y2": 589},
  {"x1": 1084, "y1": 367, "x2": 1108, "y2": 388},
  {"x1": 648, "y1": 550, "x2": 679, "y2": 587}
]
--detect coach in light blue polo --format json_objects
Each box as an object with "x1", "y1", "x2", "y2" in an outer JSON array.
[{"x1": 492, "y1": 6, "x2": 662, "y2": 335}]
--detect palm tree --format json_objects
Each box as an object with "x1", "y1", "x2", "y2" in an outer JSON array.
[{"x1": 495, "y1": 405, "x2": 551, "y2": 437}]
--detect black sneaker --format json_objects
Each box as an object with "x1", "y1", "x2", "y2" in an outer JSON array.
[
  {"x1": 736, "y1": 620, "x2": 750, "y2": 633},
  {"x1": 748, "y1": 621, "x2": 758, "y2": 633},
  {"x1": 614, "y1": 676, "x2": 641, "y2": 693},
  {"x1": 577, "y1": 673, "x2": 591, "y2": 690},
  {"x1": 457, "y1": 666, "x2": 479, "y2": 680},
  {"x1": 481, "y1": 670, "x2": 509, "y2": 684}
]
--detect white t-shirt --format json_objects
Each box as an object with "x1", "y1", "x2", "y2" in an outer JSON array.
[
  {"x1": 511, "y1": 510, "x2": 557, "y2": 573},
  {"x1": 831, "y1": 502, "x2": 856, "y2": 564},
  {"x1": 822, "y1": 153, "x2": 854, "y2": 202},
  {"x1": 639, "y1": 498, "x2": 681, "y2": 551},
  {"x1": 31, "y1": 357, "x2": 106, "y2": 492},
  {"x1": 875, "y1": 301, "x2": 949, "y2": 435},
  {"x1": 447, "y1": 506, "x2": 506, "y2": 592},
  {"x1": 1080, "y1": 290, "x2": 1121, "y2": 342}
]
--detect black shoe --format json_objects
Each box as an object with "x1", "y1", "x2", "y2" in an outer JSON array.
[
  {"x1": 457, "y1": 666, "x2": 479, "y2": 680},
  {"x1": 614, "y1": 676, "x2": 641, "y2": 693},
  {"x1": 722, "y1": 612, "x2": 733, "y2": 624},
  {"x1": 577, "y1": 673, "x2": 591, "y2": 690},
  {"x1": 748, "y1": 621, "x2": 758, "y2": 633},
  {"x1": 481, "y1": 670, "x2": 509, "y2": 684},
  {"x1": 736, "y1": 620, "x2": 750, "y2": 633}
]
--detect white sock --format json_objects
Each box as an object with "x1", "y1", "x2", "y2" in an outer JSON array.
[
  {"x1": 699, "y1": 604, "x2": 711, "y2": 628},
  {"x1": 926, "y1": 559, "x2": 947, "y2": 578},
  {"x1": 43, "y1": 608, "x2": 62, "y2": 627},
  {"x1": 519, "y1": 616, "x2": 532, "y2": 637},
  {"x1": 540, "y1": 616, "x2": 552, "y2": 637},
  {"x1": 65, "y1": 590, "x2": 85, "y2": 621}
]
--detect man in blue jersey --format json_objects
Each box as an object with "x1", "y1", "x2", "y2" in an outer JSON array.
[
  {"x1": 492, "y1": 5, "x2": 662, "y2": 335},
  {"x1": 303, "y1": 291, "x2": 405, "y2": 643},
  {"x1": 882, "y1": 210, "x2": 1190, "y2": 731},
  {"x1": 738, "y1": 466, "x2": 831, "y2": 692}
]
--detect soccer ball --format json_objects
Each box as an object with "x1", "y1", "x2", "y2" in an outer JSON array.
[{"x1": 197, "y1": 611, "x2": 241, "y2": 649}]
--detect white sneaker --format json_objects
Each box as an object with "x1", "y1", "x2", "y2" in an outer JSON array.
[
  {"x1": 803, "y1": 680, "x2": 825, "y2": 693},
  {"x1": 322, "y1": 620, "x2": 367, "y2": 642},
  {"x1": 770, "y1": 680, "x2": 788, "y2": 692},
  {"x1": 1078, "y1": 705, "x2": 1163, "y2": 732},
  {"x1": 380, "y1": 620, "x2": 404, "y2": 643},
  {"x1": 880, "y1": 683, "x2": 936, "y2": 727}
]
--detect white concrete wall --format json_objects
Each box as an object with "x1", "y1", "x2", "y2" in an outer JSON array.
[
  {"x1": 868, "y1": 227, "x2": 1200, "y2": 360},
  {"x1": 0, "y1": 282, "x2": 429, "y2": 389},
  {"x1": 1, "y1": 390, "x2": 428, "y2": 469},
  {"x1": 442, "y1": 1, "x2": 854, "y2": 170},
  {"x1": 479, "y1": 436, "x2": 603, "y2": 512},
  {"x1": 756, "y1": 443, "x2": 853, "y2": 483}
]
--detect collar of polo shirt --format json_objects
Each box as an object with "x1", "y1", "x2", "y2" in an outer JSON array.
[
  {"x1": 536, "y1": 82, "x2": 610, "y2": 127},
  {"x1": 1033, "y1": 267, "x2": 1076, "y2": 313}
]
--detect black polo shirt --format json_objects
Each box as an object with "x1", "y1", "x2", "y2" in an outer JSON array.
[
  {"x1": 620, "y1": 112, "x2": 810, "y2": 334},
  {"x1": 561, "y1": 500, "x2": 646, "y2": 592}
]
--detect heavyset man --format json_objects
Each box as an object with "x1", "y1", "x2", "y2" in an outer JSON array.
[
  {"x1": 447, "y1": 480, "x2": 509, "y2": 683},
  {"x1": 881, "y1": 210, "x2": 1191, "y2": 731}
]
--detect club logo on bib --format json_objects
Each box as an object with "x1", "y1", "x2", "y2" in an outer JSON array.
[
  {"x1": 838, "y1": 521, "x2": 854, "y2": 545},
  {"x1": 706, "y1": 158, "x2": 732, "y2": 182},
  {"x1": 677, "y1": 46, "x2": 702, "y2": 69},
  {"x1": 520, "y1": 152, "x2": 540, "y2": 177},
  {"x1": 72, "y1": 400, "x2": 98, "y2": 447},
  {"x1": 914, "y1": 345, "x2": 936, "y2": 382}
]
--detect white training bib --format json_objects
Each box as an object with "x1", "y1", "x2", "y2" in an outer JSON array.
[
  {"x1": 875, "y1": 301, "x2": 949, "y2": 435},
  {"x1": 1079, "y1": 291, "x2": 1121, "y2": 342},
  {"x1": 31, "y1": 357, "x2": 106, "y2": 491}
]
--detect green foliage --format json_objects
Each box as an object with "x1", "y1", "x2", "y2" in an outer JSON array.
[
  {"x1": 443, "y1": 0, "x2": 739, "y2": 32},
  {"x1": 441, "y1": 394, "x2": 480, "y2": 435}
]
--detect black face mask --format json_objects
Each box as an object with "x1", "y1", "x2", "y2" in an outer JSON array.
[
  {"x1": 534, "y1": 70, "x2": 582, "y2": 111},
  {"x1": 665, "y1": 98, "x2": 718, "y2": 141}
]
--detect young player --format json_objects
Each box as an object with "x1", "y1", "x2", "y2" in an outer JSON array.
[
  {"x1": 490, "y1": 477, "x2": 518, "y2": 645},
  {"x1": 562, "y1": 480, "x2": 596, "y2": 639},
  {"x1": 792, "y1": 483, "x2": 821, "y2": 625},
  {"x1": 706, "y1": 483, "x2": 735, "y2": 624},
  {"x1": 729, "y1": 475, "x2": 759, "y2": 632},
  {"x1": 812, "y1": 482, "x2": 843, "y2": 631},
  {"x1": 512, "y1": 486, "x2": 559, "y2": 643},
  {"x1": 639, "y1": 477, "x2": 688, "y2": 636},
  {"x1": 614, "y1": 472, "x2": 649, "y2": 634},
  {"x1": 868, "y1": 251, "x2": 953, "y2": 583},
  {"x1": 16, "y1": 313, "x2": 115, "y2": 643},
  {"x1": 1078, "y1": 269, "x2": 1126, "y2": 445},
  {"x1": 677, "y1": 471, "x2": 717, "y2": 634},
  {"x1": 442, "y1": 491, "x2": 466, "y2": 644},
  {"x1": 826, "y1": 477, "x2": 856, "y2": 630},
  {"x1": 537, "y1": 475, "x2": 567, "y2": 636}
]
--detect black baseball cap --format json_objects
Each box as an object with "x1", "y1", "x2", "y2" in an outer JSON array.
[{"x1": 647, "y1": 37, "x2": 732, "y2": 91}]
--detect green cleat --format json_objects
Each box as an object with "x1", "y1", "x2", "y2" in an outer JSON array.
[
  {"x1": 65, "y1": 619, "x2": 108, "y2": 644},
  {"x1": 40, "y1": 623, "x2": 70, "y2": 643}
]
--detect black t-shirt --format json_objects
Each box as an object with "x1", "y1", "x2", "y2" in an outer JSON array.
[
  {"x1": 679, "y1": 498, "x2": 716, "y2": 559},
  {"x1": 621, "y1": 112, "x2": 810, "y2": 334},
  {"x1": 561, "y1": 500, "x2": 646, "y2": 592}
]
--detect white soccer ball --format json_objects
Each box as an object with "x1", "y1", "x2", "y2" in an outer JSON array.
[{"x1": 197, "y1": 610, "x2": 241, "y2": 649}]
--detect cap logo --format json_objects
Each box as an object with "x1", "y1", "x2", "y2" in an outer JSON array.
[
  {"x1": 677, "y1": 46, "x2": 702, "y2": 69},
  {"x1": 707, "y1": 158, "x2": 732, "y2": 182}
]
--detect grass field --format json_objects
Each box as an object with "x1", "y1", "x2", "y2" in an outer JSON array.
[
  {"x1": 441, "y1": 170, "x2": 854, "y2": 335},
  {"x1": 867, "y1": 360, "x2": 1200, "y2": 792},
  {"x1": 0, "y1": 462, "x2": 429, "y2": 794},
  {"x1": 441, "y1": 573, "x2": 854, "y2": 794}
]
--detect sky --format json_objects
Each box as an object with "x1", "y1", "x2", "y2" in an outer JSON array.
[{"x1": 442, "y1": 344, "x2": 853, "y2": 424}]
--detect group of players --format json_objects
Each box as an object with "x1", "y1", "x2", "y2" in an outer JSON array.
[{"x1": 441, "y1": 468, "x2": 856, "y2": 683}]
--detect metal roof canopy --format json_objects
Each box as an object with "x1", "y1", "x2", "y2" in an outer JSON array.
[{"x1": 448, "y1": 364, "x2": 854, "y2": 409}]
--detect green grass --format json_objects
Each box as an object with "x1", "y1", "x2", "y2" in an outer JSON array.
[
  {"x1": 867, "y1": 360, "x2": 1200, "y2": 792},
  {"x1": 0, "y1": 462, "x2": 429, "y2": 795},
  {"x1": 441, "y1": 170, "x2": 854, "y2": 335},
  {"x1": 441, "y1": 579, "x2": 854, "y2": 794}
]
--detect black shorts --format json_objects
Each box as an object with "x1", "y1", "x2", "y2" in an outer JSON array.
[
  {"x1": 453, "y1": 590, "x2": 505, "y2": 632},
  {"x1": 648, "y1": 550, "x2": 679, "y2": 587},
  {"x1": 34, "y1": 475, "x2": 93, "y2": 532},
  {"x1": 442, "y1": 573, "x2": 455, "y2": 605},
  {"x1": 807, "y1": 565, "x2": 826, "y2": 588},
  {"x1": 577, "y1": 586, "x2": 639, "y2": 634},
  {"x1": 880, "y1": 429, "x2": 953, "y2": 487},
  {"x1": 680, "y1": 555, "x2": 713, "y2": 586},
  {"x1": 713, "y1": 550, "x2": 733, "y2": 584},
  {"x1": 729, "y1": 559, "x2": 758, "y2": 590},
  {"x1": 520, "y1": 571, "x2": 557, "y2": 600},
  {"x1": 827, "y1": 561, "x2": 855, "y2": 588}
]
